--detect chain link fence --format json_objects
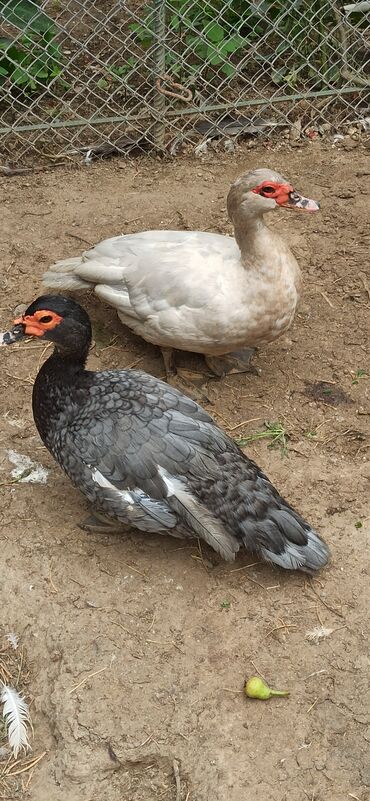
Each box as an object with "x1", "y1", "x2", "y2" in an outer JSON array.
[{"x1": 0, "y1": 0, "x2": 369, "y2": 165}]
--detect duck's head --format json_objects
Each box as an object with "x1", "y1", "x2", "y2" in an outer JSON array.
[
  {"x1": 0, "y1": 295, "x2": 92, "y2": 354},
  {"x1": 227, "y1": 168, "x2": 320, "y2": 221}
]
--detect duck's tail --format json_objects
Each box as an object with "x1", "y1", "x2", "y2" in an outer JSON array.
[
  {"x1": 260, "y1": 525, "x2": 329, "y2": 573},
  {"x1": 240, "y1": 506, "x2": 330, "y2": 573},
  {"x1": 42, "y1": 257, "x2": 91, "y2": 291}
]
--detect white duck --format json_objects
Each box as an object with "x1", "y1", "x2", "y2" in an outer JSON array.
[{"x1": 43, "y1": 168, "x2": 319, "y2": 384}]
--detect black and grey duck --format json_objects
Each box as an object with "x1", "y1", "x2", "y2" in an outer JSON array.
[{"x1": 1, "y1": 295, "x2": 330, "y2": 572}]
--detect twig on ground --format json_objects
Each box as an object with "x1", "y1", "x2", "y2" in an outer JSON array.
[
  {"x1": 173, "y1": 759, "x2": 181, "y2": 801},
  {"x1": 65, "y1": 232, "x2": 94, "y2": 246},
  {"x1": 68, "y1": 665, "x2": 109, "y2": 694},
  {"x1": 320, "y1": 291, "x2": 335, "y2": 308},
  {"x1": 6, "y1": 752, "x2": 47, "y2": 777},
  {"x1": 264, "y1": 623, "x2": 297, "y2": 639},
  {"x1": 306, "y1": 698, "x2": 319, "y2": 713},
  {"x1": 127, "y1": 733, "x2": 153, "y2": 750},
  {"x1": 227, "y1": 417, "x2": 262, "y2": 432},
  {"x1": 243, "y1": 574, "x2": 267, "y2": 591},
  {"x1": 307, "y1": 581, "x2": 343, "y2": 618}
]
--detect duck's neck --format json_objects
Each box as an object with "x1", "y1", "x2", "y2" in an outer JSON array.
[
  {"x1": 232, "y1": 210, "x2": 278, "y2": 269},
  {"x1": 32, "y1": 345, "x2": 89, "y2": 449},
  {"x1": 39, "y1": 343, "x2": 89, "y2": 378}
]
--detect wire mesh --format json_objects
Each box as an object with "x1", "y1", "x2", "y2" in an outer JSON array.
[{"x1": 0, "y1": 0, "x2": 369, "y2": 164}]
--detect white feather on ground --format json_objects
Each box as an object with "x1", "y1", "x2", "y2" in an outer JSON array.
[
  {"x1": 305, "y1": 626, "x2": 334, "y2": 643},
  {"x1": 5, "y1": 633, "x2": 18, "y2": 650},
  {"x1": 1, "y1": 685, "x2": 32, "y2": 758}
]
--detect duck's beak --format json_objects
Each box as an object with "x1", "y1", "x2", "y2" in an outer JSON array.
[
  {"x1": 0, "y1": 322, "x2": 26, "y2": 345},
  {"x1": 278, "y1": 190, "x2": 320, "y2": 212}
]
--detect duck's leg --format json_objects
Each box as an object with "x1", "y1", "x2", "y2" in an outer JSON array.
[
  {"x1": 160, "y1": 346, "x2": 177, "y2": 379},
  {"x1": 205, "y1": 348, "x2": 260, "y2": 378},
  {"x1": 160, "y1": 347, "x2": 212, "y2": 404}
]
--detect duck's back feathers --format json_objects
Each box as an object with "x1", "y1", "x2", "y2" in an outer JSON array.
[
  {"x1": 43, "y1": 230, "x2": 239, "y2": 290},
  {"x1": 44, "y1": 231, "x2": 258, "y2": 351}
]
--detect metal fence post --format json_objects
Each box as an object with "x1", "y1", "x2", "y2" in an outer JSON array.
[{"x1": 151, "y1": 0, "x2": 167, "y2": 151}]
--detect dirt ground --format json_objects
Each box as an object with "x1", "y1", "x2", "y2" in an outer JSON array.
[{"x1": 0, "y1": 142, "x2": 369, "y2": 801}]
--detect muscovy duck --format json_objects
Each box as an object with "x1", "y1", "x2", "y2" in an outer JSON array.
[
  {"x1": 0, "y1": 295, "x2": 329, "y2": 572},
  {"x1": 42, "y1": 168, "x2": 319, "y2": 383}
]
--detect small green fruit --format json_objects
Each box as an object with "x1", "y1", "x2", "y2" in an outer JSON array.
[{"x1": 244, "y1": 676, "x2": 289, "y2": 700}]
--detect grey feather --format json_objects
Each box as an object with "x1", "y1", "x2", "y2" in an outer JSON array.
[{"x1": 157, "y1": 467, "x2": 240, "y2": 561}]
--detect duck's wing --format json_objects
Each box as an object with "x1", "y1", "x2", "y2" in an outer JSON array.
[
  {"x1": 61, "y1": 371, "x2": 329, "y2": 571},
  {"x1": 62, "y1": 371, "x2": 240, "y2": 561},
  {"x1": 43, "y1": 231, "x2": 239, "y2": 320}
]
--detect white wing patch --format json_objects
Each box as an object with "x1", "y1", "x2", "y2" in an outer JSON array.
[
  {"x1": 91, "y1": 467, "x2": 134, "y2": 510},
  {"x1": 90, "y1": 466, "x2": 177, "y2": 529},
  {"x1": 157, "y1": 466, "x2": 240, "y2": 561}
]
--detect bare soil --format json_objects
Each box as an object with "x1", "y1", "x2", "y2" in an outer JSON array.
[{"x1": 0, "y1": 142, "x2": 369, "y2": 801}]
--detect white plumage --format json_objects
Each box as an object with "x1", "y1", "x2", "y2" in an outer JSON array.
[
  {"x1": 43, "y1": 169, "x2": 319, "y2": 378},
  {"x1": 1, "y1": 685, "x2": 31, "y2": 758}
]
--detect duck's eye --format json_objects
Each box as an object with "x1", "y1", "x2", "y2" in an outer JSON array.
[
  {"x1": 261, "y1": 186, "x2": 275, "y2": 195},
  {"x1": 39, "y1": 315, "x2": 53, "y2": 324}
]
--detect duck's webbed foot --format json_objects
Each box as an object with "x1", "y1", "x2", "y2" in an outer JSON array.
[
  {"x1": 205, "y1": 348, "x2": 259, "y2": 377},
  {"x1": 80, "y1": 512, "x2": 127, "y2": 535},
  {"x1": 160, "y1": 347, "x2": 212, "y2": 404}
]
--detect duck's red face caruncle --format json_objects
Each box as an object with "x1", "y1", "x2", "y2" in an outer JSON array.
[
  {"x1": 252, "y1": 180, "x2": 320, "y2": 211},
  {"x1": 13, "y1": 309, "x2": 63, "y2": 337},
  {"x1": 0, "y1": 308, "x2": 63, "y2": 344}
]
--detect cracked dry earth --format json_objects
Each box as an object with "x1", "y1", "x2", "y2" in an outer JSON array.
[{"x1": 0, "y1": 141, "x2": 369, "y2": 801}]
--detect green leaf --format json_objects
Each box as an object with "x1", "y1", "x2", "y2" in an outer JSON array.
[
  {"x1": 11, "y1": 65, "x2": 31, "y2": 84},
  {"x1": 220, "y1": 35, "x2": 244, "y2": 53},
  {"x1": 176, "y1": 15, "x2": 194, "y2": 29},
  {"x1": 19, "y1": 32, "x2": 34, "y2": 47},
  {"x1": 8, "y1": 49, "x2": 25, "y2": 64},
  {"x1": 271, "y1": 68, "x2": 285, "y2": 85},
  {"x1": 41, "y1": 29, "x2": 54, "y2": 43},
  {"x1": 0, "y1": 36, "x2": 13, "y2": 50},
  {"x1": 0, "y1": 39, "x2": 25, "y2": 64},
  {"x1": 0, "y1": 0, "x2": 56, "y2": 33},
  {"x1": 56, "y1": 75, "x2": 69, "y2": 88},
  {"x1": 109, "y1": 59, "x2": 137, "y2": 79},
  {"x1": 205, "y1": 23, "x2": 224, "y2": 43},
  {"x1": 33, "y1": 67, "x2": 48, "y2": 78},
  {"x1": 186, "y1": 62, "x2": 200, "y2": 73},
  {"x1": 129, "y1": 20, "x2": 152, "y2": 43},
  {"x1": 212, "y1": 37, "x2": 244, "y2": 62},
  {"x1": 97, "y1": 77, "x2": 108, "y2": 90},
  {"x1": 220, "y1": 62, "x2": 236, "y2": 76},
  {"x1": 0, "y1": 64, "x2": 8, "y2": 75},
  {"x1": 169, "y1": 13, "x2": 180, "y2": 30},
  {"x1": 192, "y1": 39, "x2": 208, "y2": 58},
  {"x1": 276, "y1": 39, "x2": 290, "y2": 55}
]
